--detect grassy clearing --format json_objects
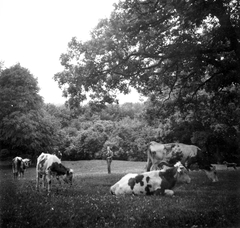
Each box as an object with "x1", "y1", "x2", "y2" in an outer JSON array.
[{"x1": 0, "y1": 160, "x2": 240, "y2": 228}]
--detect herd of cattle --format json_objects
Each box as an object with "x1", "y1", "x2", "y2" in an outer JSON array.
[{"x1": 12, "y1": 142, "x2": 238, "y2": 196}]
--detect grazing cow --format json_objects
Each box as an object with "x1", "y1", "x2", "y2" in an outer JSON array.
[
  {"x1": 110, "y1": 161, "x2": 191, "y2": 196},
  {"x1": 12, "y1": 157, "x2": 25, "y2": 178},
  {"x1": 36, "y1": 153, "x2": 73, "y2": 193},
  {"x1": 223, "y1": 161, "x2": 237, "y2": 170},
  {"x1": 146, "y1": 141, "x2": 218, "y2": 182}
]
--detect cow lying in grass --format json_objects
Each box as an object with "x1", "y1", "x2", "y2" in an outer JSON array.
[
  {"x1": 36, "y1": 153, "x2": 73, "y2": 193},
  {"x1": 110, "y1": 161, "x2": 191, "y2": 196},
  {"x1": 223, "y1": 161, "x2": 237, "y2": 170}
]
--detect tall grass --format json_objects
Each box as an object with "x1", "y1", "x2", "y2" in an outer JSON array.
[{"x1": 0, "y1": 160, "x2": 239, "y2": 227}]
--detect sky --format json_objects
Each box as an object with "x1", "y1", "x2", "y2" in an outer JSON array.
[{"x1": 0, "y1": 0, "x2": 145, "y2": 105}]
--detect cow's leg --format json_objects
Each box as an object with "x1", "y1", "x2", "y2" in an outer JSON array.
[
  {"x1": 36, "y1": 173, "x2": 41, "y2": 191},
  {"x1": 150, "y1": 164, "x2": 159, "y2": 171},
  {"x1": 146, "y1": 158, "x2": 152, "y2": 171},
  {"x1": 164, "y1": 189, "x2": 174, "y2": 196},
  {"x1": 13, "y1": 170, "x2": 16, "y2": 179},
  {"x1": 42, "y1": 175, "x2": 46, "y2": 189},
  {"x1": 46, "y1": 172, "x2": 51, "y2": 193},
  {"x1": 155, "y1": 188, "x2": 165, "y2": 196},
  {"x1": 56, "y1": 176, "x2": 62, "y2": 192}
]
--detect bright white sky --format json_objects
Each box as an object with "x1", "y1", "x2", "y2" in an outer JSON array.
[{"x1": 0, "y1": 0, "x2": 145, "y2": 105}]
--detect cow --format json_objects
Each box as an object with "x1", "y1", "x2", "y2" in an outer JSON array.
[
  {"x1": 110, "y1": 161, "x2": 191, "y2": 196},
  {"x1": 12, "y1": 156, "x2": 25, "y2": 178},
  {"x1": 223, "y1": 161, "x2": 237, "y2": 170},
  {"x1": 146, "y1": 141, "x2": 218, "y2": 182},
  {"x1": 22, "y1": 158, "x2": 31, "y2": 167},
  {"x1": 36, "y1": 153, "x2": 73, "y2": 193}
]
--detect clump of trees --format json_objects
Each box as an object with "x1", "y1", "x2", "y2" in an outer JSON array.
[
  {"x1": 0, "y1": 64, "x2": 60, "y2": 159},
  {"x1": 1, "y1": 0, "x2": 240, "y2": 163}
]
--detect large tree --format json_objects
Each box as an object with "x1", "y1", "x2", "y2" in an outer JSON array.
[
  {"x1": 54, "y1": 0, "x2": 240, "y2": 107},
  {"x1": 54, "y1": 0, "x2": 240, "y2": 160},
  {"x1": 0, "y1": 64, "x2": 58, "y2": 156}
]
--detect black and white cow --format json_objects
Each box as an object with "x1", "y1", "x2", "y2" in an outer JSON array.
[
  {"x1": 110, "y1": 161, "x2": 191, "y2": 196},
  {"x1": 36, "y1": 153, "x2": 73, "y2": 193},
  {"x1": 12, "y1": 156, "x2": 25, "y2": 178}
]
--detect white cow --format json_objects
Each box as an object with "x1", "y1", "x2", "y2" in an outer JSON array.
[{"x1": 36, "y1": 153, "x2": 73, "y2": 193}]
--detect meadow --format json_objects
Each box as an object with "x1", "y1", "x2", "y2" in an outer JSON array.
[{"x1": 0, "y1": 160, "x2": 240, "y2": 228}]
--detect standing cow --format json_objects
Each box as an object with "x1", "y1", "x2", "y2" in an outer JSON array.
[
  {"x1": 146, "y1": 141, "x2": 218, "y2": 182},
  {"x1": 36, "y1": 153, "x2": 73, "y2": 193},
  {"x1": 110, "y1": 161, "x2": 191, "y2": 196},
  {"x1": 12, "y1": 157, "x2": 25, "y2": 178}
]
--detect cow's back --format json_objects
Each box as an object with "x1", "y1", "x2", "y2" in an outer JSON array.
[
  {"x1": 37, "y1": 153, "x2": 61, "y2": 174},
  {"x1": 176, "y1": 144, "x2": 200, "y2": 163}
]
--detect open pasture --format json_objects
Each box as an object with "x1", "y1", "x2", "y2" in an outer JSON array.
[{"x1": 0, "y1": 160, "x2": 240, "y2": 228}]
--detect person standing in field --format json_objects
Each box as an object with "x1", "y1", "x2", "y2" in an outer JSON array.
[{"x1": 106, "y1": 146, "x2": 113, "y2": 174}]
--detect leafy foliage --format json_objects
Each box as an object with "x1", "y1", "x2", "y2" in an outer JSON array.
[
  {"x1": 1, "y1": 1, "x2": 240, "y2": 162},
  {"x1": 52, "y1": 0, "x2": 240, "y2": 162},
  {"x1": 55, "y1": 0, "x2": 240, "y2": 107},
  {"x1": 0, "y1": 64, "x2": 59, "y2": 156}
]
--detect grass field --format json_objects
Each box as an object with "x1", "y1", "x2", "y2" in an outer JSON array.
[{"x1": 0, "y1": 160, "x2": 240, "y2": 228}]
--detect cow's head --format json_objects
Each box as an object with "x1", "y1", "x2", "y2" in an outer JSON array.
[
  {"x1": 49, "y1": 162, "x2": 74, "y2": 185},
  {"x1": 174, "y1": 161, "x2": 191, "y2": 184},
  {"x1": 62, "y1": 168, "x2": 74, "y2": 185},
  {"x1": 23, "y1": 159, "x2": 31, "y2": 167},
  {"x1": 204, "y1": 166, "x2": 218, "y2": 182}
]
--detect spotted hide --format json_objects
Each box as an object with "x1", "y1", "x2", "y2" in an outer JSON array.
[
  {"x1": 36, "y1": 153, "x2": 73, "y2": 193},
  {"x1": 146, "y1": 141, "x2": 218, "y2": 182},
  {"x1": 110, "y1": 161, "x2": 191, "y2": 196}
]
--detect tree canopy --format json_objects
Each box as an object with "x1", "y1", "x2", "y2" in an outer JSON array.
[
  {"x1": 53, "y1": 0, "x2": 240, "y2": 163},
  {"x1": 54, "y1": 0, "x2": 240, "y2": 109}
]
